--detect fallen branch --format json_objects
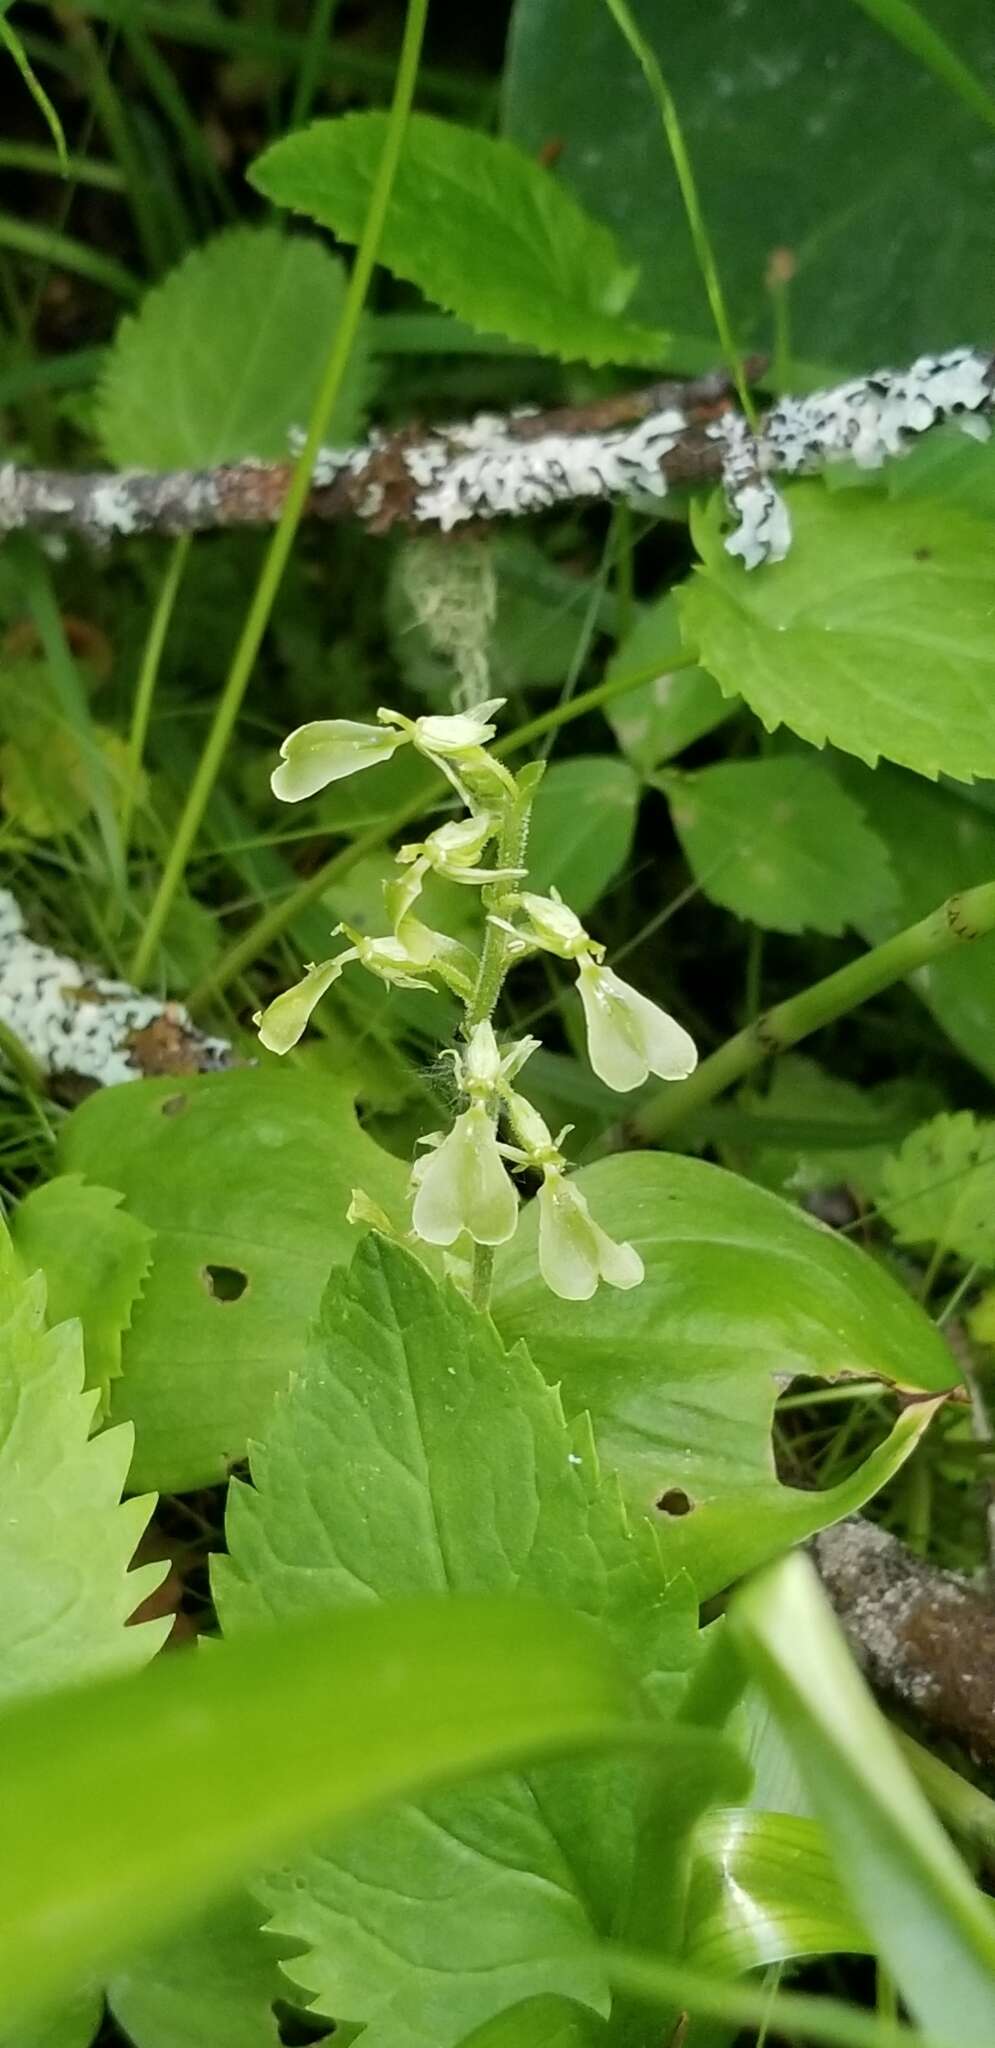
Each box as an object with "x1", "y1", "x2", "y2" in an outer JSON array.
[
  {"x1": 812, "y1": 1516, "x2": 995, "y2": 1766},
  {"x1": 0, "y1": 889, "x2": 230, "y2": 1088},
  {"x1": 1, "y1": 348, "x2": 991, "y2": 568}
]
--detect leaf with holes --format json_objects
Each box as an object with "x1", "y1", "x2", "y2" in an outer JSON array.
[
  {"x1": 11, "y1": 1177, "x2": 153, "y2": 1413},
  {"x1": 527, "y1": 756, "x2": 640, "y2": 916},
  {"x1": 660, "y1": 754, "x2": 897, "y2": 934},
  {"x1": 250, "y1": 113, "x2": 669, "y2": 366},
  {"x1": 0, "y1": 1215, "x2": 167, "y2": 1708},
  {"x1": 879, "y1": 1112, "x2": 995, "y2": 1265},
  {"x1": 492, "y1": 1152, "x2": 953, "y2": 1599},
  {"x1": 502, "y1": 0, "x2": 995, "y2": 368},
  {"x1": 56, "y1": 1068, "x2": 409, "y2": 1493},
  {"x1": 214, "y1": 1236, "x2": 745, "y2": 2048},
  {"x1": 680, "y1": 489, "x2": 995, "y2": 783},
  {"x1": 98, "y1": 226, "x2": 374, "y2": 468}
]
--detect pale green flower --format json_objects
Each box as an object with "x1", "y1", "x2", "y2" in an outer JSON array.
[
  {"x1": 576, "y1": 960, "x2": 697, "y2": 1093},
  {"x1": 409, "y1": 699, "x2": 505, "y2": 757},
  {"x1": 271, "y1": 720, "x2": 405, "y2": 802},
  {"x1": 537, "y1": 1170, "x2": 644, "y2": 1301},
  {"x1": 516, "y1": 889, "x2": 592, "y2": 961},
  {"x1": 411, "y1": 1104, "x2": 518, "y2": 1248},
  {"x1": 254, "y1": 955, "x2": 350, "y2": 1053}
]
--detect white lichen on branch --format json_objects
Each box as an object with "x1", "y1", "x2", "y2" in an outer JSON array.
[
  {"x1": 0, "y1": 347, "x2": 990, "y2": 568},
  {"x1": 0, "y1": 890, "x2": 229, "y2": 1087}
]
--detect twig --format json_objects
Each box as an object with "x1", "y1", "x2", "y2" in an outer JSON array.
[
  {"x1": 0, "y1": 349, "x2": 991, "y2": 568},
  {"x1": 0, "y1": 889, "x2": 230, "y2": 1089},
  {"x1": 812, "y1": 1516, "x2": 995, "y2": 1765}
]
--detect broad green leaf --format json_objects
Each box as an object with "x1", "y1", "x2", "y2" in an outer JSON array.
[
  {"x1": 604, "y1": 596, "x2": 732, "y2": 775},
  {"x1": 737, "y1": 1055, "x2": 935, "y2": 1203},
  {"x1": 98, "y1": 226, "x2": 373, "y2": 467},
  {"x1": 680, "y1": 489, "x2": 995, "y2": 782},
  {"x1": 502, "y1": 0, "x2": 995, "y2": 367},
  {"x1": 0, "y1": 1594, "x2": 635, "y2": 2037},
  {"x1": 730, "y1": 1552, "x2": 995, "y2": 2041},
  {"x1": 527, "y1": 756, "x2": 639, "y2": 915},
  {"x1": 457, "y1": 1998, "x2": 607, "y2": 2048},
  {"x1": 108, "y1": 1892, "x2": 327, "y2": 2048},
  {"x1": 492, "y1": 1152, "x2": 953, "y2": 1598},
  {"x1": 879, "y1": 1111, "x2": 995, "y2": 1263},
  {"x1": 0, "y1": 1220, "x2": 166, "y2": 1705},
  {"x1": 686, "y1": 1808, "x2": 867, "y2": 1975},
  {"x1": 11, "y1": 1176, "x2": 153, "y2": 1411},
  {"x1": 57, "y1": 1069, "x2": 408, "y2": 1493},
  {"x1": 833, "y1": 758, "x2": 995, "y2": 1083},
  {"x1": 888, "y1": 424, "x2": 995, "y2": 521},
  {"x1": 250, "y1": 113, "x2": 669, "y2": 367},
  {"x1": 662, "y1": 754, "x2": 897, "y2": 935},
  {"x1": 214, "y1": 1237, "x2": 742, "y2": 2047}
]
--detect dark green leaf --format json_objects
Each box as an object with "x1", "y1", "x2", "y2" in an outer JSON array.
[
  {"x1": 502, "y1": 0, "x2": 995, "y2": 368},
  {"x1": 527, "y1": 756, "x2": 639, "y2": 915},
  {"x1": 108, "y1": 1892, "x2": 325, "y2": 2048},
  {"x1": 879, "y1": 1111, "x2": 995, "y2": 1263},
  {"x1": 604, "y1": 595, "x2": 732, "y2": 775}
]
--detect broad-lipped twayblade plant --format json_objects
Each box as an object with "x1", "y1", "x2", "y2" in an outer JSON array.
[{"x1": 256, "y1": 698, "x2": 697, "y2": 1305}]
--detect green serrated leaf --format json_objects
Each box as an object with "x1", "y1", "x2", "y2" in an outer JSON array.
[
  {"x1": 108, "y1": 1891, "x2": 324, "y2": 2048},
  {"x1": 250, "y1": 113, "x2": 669, "y2": 367},
  {"x1": 526, "y1": 756, "x2": 639, "y2": 915},
  {"x1": 731, "y1": 1553, "x2": 995, "y2": 2041},
  {"x1": 879, "y1": 1111, "x2": 995, "y2": 1264},
  {"x1": 502, "y1": 0, "x2": 995, "y2": 369},
  {"x1": 492, "y1": 1152, "x2": 953, "y2": 1599},
  {"x1": 12, "y1": 1176, "x2": 154, "y2": 1412},
  {"x1": 681, "y1": 488, "x2": 995, "y2": 782},
  {"x1": 0, "y1": 1219, "x2": 167, "y2": 1705},
  {"x1": 662, "y1": 754, "x2": 897, "y2": 935},
  {"x1": 604, "y1": 594, "x2": 732, "y2": 775},
  {"x1": 98, "y1": 225, "x2": 374, "y2": 468},
  {"x1": 214, "y1": 1236, "x2": 729, "y2": 2048},
  {"x1": 57, "y1": 1068, "x2": 409, "y2": 1494},
  {"x1": 0, "y1": 1592, "x2": 635, "y2": 2037}
]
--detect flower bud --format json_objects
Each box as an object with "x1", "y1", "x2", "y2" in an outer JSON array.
[
  {"x1": 463, "y1": 1018, "x2": 503, "y2": 1095},
  {"x1": 254, "y1": 954, "x2": 351, "y2": 1053},
  {"x1": 271, "y1": 720, "x2": 406, "y2": 803},
  {"x1": 516, "y1": 890, "x2": 592, "y2": 961},
  {"x1": 576, "y1": 960, "x2": 697, "y2": 1093},
  {"x1": 537, "y1": 1171, "x2": 644, "y2": 1301},
  {"x1": 410, "y1": 699, "x2": 505, "y2": 757},
  {"x1": 411, "y1": 1104, "x2": 519, "y2": 1248}
]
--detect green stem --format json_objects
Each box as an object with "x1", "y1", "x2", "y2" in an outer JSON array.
[
  {"x1": 188, "y1": 649, "x2": 701, "y2": 1011},
  {"x1": 129, "y1": 0, "x2": 430, "y2": 987},
  {"x1": 464, "y1": 771, "x2": 539, "y2": 1035},
  {"x1": 0, "y1": 1015, "x2": 46, "y2": 1096},
  {"x1": 470, "y1": 1243, "x2": 495, "y2": 1312},
  {"x1": 634, "y1": 878, "x2": 995, "y2": 1144},
  {"x1": 292, "y1": 0, "x2": 340, "y2": 125},
  {"x1": 895, "y1": 1725, "x2": 995, "y2": 1861},
  {"x1": 120, "y1": 534, "x2": 190, "y2": 863},
  {"x1": 600, "y1": 0, "x2": 755, "y2": 425}
]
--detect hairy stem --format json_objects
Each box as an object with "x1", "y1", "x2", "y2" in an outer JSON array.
[
  {"x1": 129, "y1": 0, "x2": 429, "y2": 986},
  {"x1": 634, "y1": 878, "x2": 995, "y2": 1143}
]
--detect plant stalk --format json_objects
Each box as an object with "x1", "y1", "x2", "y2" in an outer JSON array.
[
  {"x1": 129, "y1": 0, "x2": 430, "y2": 986},
  {"x1": 634, "y1": 879, "x2": 995, "y2": 1143}
]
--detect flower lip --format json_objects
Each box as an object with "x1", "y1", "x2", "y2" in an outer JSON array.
[
  {"x1": 576, "y1": 959, "x2": 698, "y2": 1093},
  {"x1": 271, "y1": 719, "x2": 405, "y2": 803},
  {"x1": 411, "y1": 1103, "x2": 518, "y2": 1248},
  {"x1": 537, "y1": 1169, "x2": 644, "y2": 1300},
  {"x1": 411, "y1": 698, "x2": 506, "y2": 755},
  {"x1": 254, "y1": 954, "x2": 351, "y2": 1054}
]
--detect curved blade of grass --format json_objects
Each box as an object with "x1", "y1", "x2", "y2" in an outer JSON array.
[
  {"x1": 729, "y1": 1552, "x2": 995, "y2": 2043},
  {"x1": 603, "y1": 1947, "x2": 963, "y2": 2048},
  {"x1": 0, "y1": 212, "x2": 138, "y2": 298},
  {"x1": 848, "y1": 0, "x2": 995, "y2": 134},
  {"x1": 0, "y1": 11, "x2": 67, "y2": 170},
  {"x1": 0, "y1": 1594, "x2": 636, "y2": 2034}
]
